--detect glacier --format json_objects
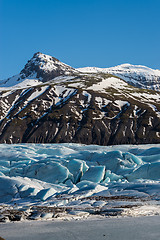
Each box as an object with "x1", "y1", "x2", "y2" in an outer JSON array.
[{"x1": 0, "y1": 143, "x2": 160, "y2": 221}]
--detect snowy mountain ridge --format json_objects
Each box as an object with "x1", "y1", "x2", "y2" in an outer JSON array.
[
  {"x1": 78, "y1": 63, "x2": 160, "y2": 91},
  {"x1": 1, "y1": 52, "x2": 160, "y2": 91}
]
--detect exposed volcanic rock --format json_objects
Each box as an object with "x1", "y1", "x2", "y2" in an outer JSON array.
[{"x1": 0, "y1": 84, "x2": 159, "y2": 145}]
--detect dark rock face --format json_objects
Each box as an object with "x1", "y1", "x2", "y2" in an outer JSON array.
[{"x1": 0, "y1": 84, "x2": 159, "y2": 145}]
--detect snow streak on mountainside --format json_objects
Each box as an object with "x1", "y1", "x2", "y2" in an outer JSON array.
[{"x1": 0, "y1": 52, "x2": 159, "y2": 145}]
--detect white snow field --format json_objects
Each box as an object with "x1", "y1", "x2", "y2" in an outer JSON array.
[
  {"x1": 0, "y1": 143, "x2": 160, "y2": 222},
  {"x1": 1, "y1": 216, "x2": 160, "y2": 240}
]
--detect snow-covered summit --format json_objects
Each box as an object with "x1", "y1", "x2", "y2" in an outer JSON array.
[
  {"x1": 0, "y1": 52, "x2": 77, "y2": 88},
  {"x1": 21, "y1": 52, "x2": 77, "y2": 79},
  {"x1": 78, "y1": 63, "x2": 160, "y2": 91}
]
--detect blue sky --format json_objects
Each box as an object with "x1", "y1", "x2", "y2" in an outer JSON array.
[{"x1": 0, "y1": 0, "x2": 160, "y2": 79}]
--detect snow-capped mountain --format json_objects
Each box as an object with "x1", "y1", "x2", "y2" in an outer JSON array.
[
  {"x1": 0, "y1": 52, "x2": 78, "y2": 88},
  {"x1": 0, "y1": 52, "x2": 159, "y2": 145}
]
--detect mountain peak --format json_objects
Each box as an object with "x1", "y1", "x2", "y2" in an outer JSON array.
[
  {"x1": 20, "y1": 52, "x2": 76, "y2": 81},
  {"x1": 32, "y1": 52, "x2": 60, "y2": 63},
  {"x1": 0, "y1": 52, "x2": 77, "y2": 87}
]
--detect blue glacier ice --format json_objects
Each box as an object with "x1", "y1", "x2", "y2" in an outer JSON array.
[
  {"x1": 67, "y1": 159, "x2": 89, "y2": 183},
  {"x1": 81, "y1": 166, "x2": 105, "y2": 183},
  {"x1": 0, "y1": 143, "x2": 160, "y2": 209},
  {"x1": 36, "y1": 188, "x2": 57, "y2": 201}
]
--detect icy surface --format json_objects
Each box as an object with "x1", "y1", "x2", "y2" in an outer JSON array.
[{"x1": 0, "y1": 143, "x2": 160, "y2": 220}]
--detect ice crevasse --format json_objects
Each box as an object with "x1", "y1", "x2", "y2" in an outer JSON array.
[{"x1": 0, "y1": 143, "x2": 160, "y2": 203}]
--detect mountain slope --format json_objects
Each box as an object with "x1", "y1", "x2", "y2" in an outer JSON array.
[{"x1": 0, "y1": 53, "x2": 159, "y2": 145}]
